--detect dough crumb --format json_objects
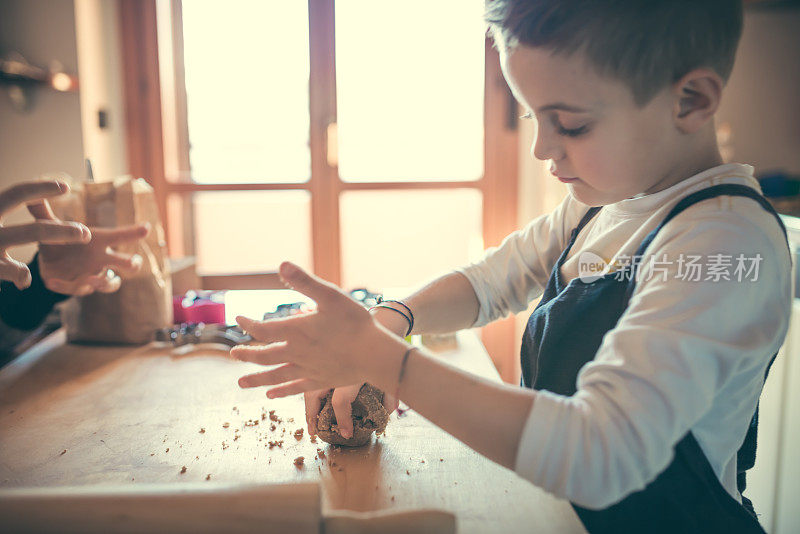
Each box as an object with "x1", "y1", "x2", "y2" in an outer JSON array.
[
  {"x1": 180, "y1": 466, "x2": 187, "y2": 474},
  {"x1": 294, "y1": 428, "x2": 304, "y2": 440},
  {"x1": 294, "y1": 456, "x2": 305, "y2": 467}
]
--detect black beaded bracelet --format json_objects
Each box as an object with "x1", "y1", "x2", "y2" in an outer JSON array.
[
  {"x1": 370, "y1": 304, "x2": 413, "y2": 337},
  {"x1": 376, "y1": 297, "x2": 415, "y2": 336}
]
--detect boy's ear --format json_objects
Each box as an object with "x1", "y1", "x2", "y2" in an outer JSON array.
[{"x1": 672, "y1": 68, "x2": 724, "y2": 134}]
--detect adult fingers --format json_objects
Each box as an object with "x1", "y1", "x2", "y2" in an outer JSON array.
[
  {"x1": 102, "y1": 250, "x2": 143, "y2": 276},
  {"x1": 238, "y1": 363, "x2": 303, "y2": 389},
  {"x1": 92, "y1": 223, "x2": 150, "y2": 245},
  {"x1": 0, "y1": 180, "x2": 68, "y2": 217},
  {"x1": 231, "y1": 342, "x2": 289, "y2": 366},
  {"x1": 93, "y1": 270, "x2": 121, "y2": 293},
  {"x1": 0, "y1": 259, "x2": 31, "y2": 289},
  {"x1": 304, "y1": 389, "x2": 329, "y2": 435},
  {"x1": 0, "y1": 221, "x2": 90, "y2": 247},
  {"x1": 26, "y1": 198, "x2": 57, "y2": 220},
  {"x1": 278, "y1": 261, "x2": 350, "y2": 310},
  {"x1": 236, "y1": 315, "x2": 299, "y2": 344},
  {"x1": 70, "y1": 284, "x2": 95, "y2": 296},
  {"x1": 332, "y1": 387, "x2": 359, "y2": 439},
  {"x1": 43, "y1": 277, "x2": 79, "y2": 295},
  {"x1": 43, "y1": 275, "x2": 103, "y2": 296}
]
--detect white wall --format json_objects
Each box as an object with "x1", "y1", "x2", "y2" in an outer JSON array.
[
  {"x1": 0, "y1": 0, "x2": 84, "y2": 261},
  {"x1": 717, "y1": 6, "x2": 800, "y2": 175},
  {"x1": 74, "y1": 0, "x2": 128, "y2": 182}
]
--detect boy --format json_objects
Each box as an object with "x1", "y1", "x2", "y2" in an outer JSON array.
[{"x1": 233, "y1": 1, "x2": 790, "y2": 531}]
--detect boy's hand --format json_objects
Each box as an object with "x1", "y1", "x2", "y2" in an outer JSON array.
[
  {"x1": 302, "y1": 305, "x2": 406, "y2": 438},
  {"x1": 303, "y1": 385, "x2": 399, "y2": 439},
  {"x1": 0, "y1": 180, "x2": 91, "y2": 289},
  {"x1": 232, "y1": 262, "x2": 406, "y2": 405},
  {"x1": 27, "y1": 199, "x2": 150, "y2": 296}
]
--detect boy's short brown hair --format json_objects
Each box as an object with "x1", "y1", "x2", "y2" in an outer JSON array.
[{"x1": 486, "y1": 0, "x2": 743, "y2": 107}]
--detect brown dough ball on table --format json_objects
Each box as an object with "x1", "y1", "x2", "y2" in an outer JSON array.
[{"x1": 316, "y1": 383, "x2": 390, "y2": 447}]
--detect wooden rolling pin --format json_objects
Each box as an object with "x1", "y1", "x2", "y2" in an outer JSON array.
[
  {"x1": 0, "y1": 483, "x2": 456, "y2": 534},
  {"x1": 323, "y1": 509, "x2": 456, "y2": 534}
]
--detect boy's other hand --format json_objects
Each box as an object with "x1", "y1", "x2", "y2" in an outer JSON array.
[
  {"x1": 304, "y1": 385, "x2": 399, "y2": 439},
  {"x1": 0, "y1": 180, "x2": 90, "y2": 289}
]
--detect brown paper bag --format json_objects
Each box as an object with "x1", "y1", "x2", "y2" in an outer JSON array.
[{"x1": 51, "y1": 176, "x2": 172, "y2": 344}]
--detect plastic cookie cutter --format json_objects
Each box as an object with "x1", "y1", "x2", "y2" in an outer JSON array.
[
  {"x1": 154, "y1": 323, "x2": 252, "y2": 347},
  {"x1": 349, "y1": 288, "x2": 382, "y2": 308}
]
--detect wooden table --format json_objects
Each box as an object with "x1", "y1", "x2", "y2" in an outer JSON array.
[{"x1": 0, "y1": 329, "x2": 585, "y2": 533}]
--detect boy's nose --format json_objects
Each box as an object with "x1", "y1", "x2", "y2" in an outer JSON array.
[
  {"x1": 531, "y1": 137, "x2": 565, "y2": 162},
  {"x1": 531, "y1": 123, "x2": 564, "y2": 162}
]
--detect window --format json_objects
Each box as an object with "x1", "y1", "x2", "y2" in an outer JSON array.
[{"x1": 121, "y1": 0, "x2": 520, "y2": 379}]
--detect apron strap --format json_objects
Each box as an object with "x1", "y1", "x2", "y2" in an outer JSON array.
[
  {"x1": 621, "y1": 183, "x2": 790, "y2": 504},
  {"x1": 632, "y1": 183, "x2": 788, "y2": 262}
]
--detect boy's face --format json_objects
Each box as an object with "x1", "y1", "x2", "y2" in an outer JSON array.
[{"x1": 501, "y1": 44, "x2": 683, "y2": 206}]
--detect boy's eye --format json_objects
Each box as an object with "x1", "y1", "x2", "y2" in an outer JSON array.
[
  {"x1": 556, "y1": 124, "x2": 589, "y2": 138},
  {"x1": 520, "y1": 111, "x2": 589, "y2": 138},
  {"x1": 552, "y1": 115, "x2": 589, "y2": 137}
]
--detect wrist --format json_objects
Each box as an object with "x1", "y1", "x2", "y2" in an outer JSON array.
[
  {"x1": 364, "y1": 325, "x2": 411, "y2": 394},
  {"x1": 370, "y1": 306, "x2": 410, "y2": 338}
]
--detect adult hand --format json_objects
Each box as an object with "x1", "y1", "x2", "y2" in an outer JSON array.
[
  {"x1": 27, "y1": 199, "x2": 150, "y2": 296},
  {"x1": 231, "y1": 262, "x2": 407, "y2": 426},
  {"x1": 0, "y1": 180, "x2": 90, "y2": 289}
]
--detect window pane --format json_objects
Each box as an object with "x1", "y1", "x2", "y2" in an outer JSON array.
[
  {"x1": 193, "y1": 191, "x2": 312, "y2": 275},
  {"x1": 340, "y1": 189, "x2": 484, "y2": 289},
  {"x1": 335, "y1": 0, "x2": 485, "y2": 182},
  {"x1": 181, "y1": 0, "x2": 310, "y2": 183}
]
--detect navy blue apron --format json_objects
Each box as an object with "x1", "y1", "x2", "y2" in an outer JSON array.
[{"x1": 520, "y1": 184, "x2": 789, "y2": 533}]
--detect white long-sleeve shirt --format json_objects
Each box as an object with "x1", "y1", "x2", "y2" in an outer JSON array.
[{"x1": 456, "y1": 163, "x2": 792, "y2": 509}]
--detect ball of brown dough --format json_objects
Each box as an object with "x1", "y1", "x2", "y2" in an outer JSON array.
[{"x1": 315, "y1": 383, "x2": 390, "y2": 447}]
